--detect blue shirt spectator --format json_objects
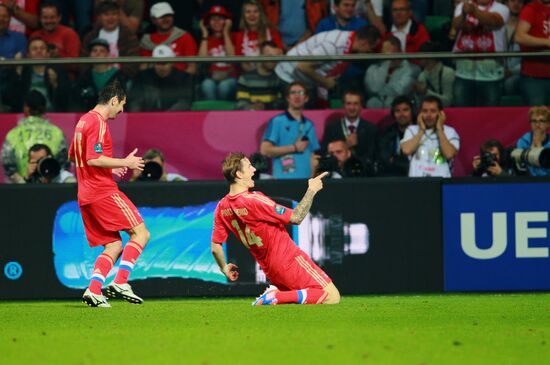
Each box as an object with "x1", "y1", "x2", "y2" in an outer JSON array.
[
  {"x1": 278, "y1": 0, "x2": 307, "y2": 46},
  {"x1": 316, "y1": 0, "x2": 368, "y2": 34},
  {"x1": 262, "y1": 111, "x2": 320, "y2": 179},
  {"x1": 0, "y1": 4, "x2": 26, "y2": 59}
]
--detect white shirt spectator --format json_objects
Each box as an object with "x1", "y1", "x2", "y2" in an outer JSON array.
[
  {"x1": 401, "y1": 125, "x2": 460, "y2": 177},
  {"x1": 275, "y1": 30, "x2": 354, "y2": 85},
  {"x1": 364, "y1": 60, "x2": 418, "y2": 108}
]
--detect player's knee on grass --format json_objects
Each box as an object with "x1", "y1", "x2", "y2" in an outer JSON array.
[
  {"x1": 323, "y1": 283, "x2": 341, "y2": 304},
  {"x1": 127, "y1": 223, "x2": 150, "y2": 246}
]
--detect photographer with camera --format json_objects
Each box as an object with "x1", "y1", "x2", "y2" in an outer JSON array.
[
  {"x1": 472, "y1": 139, "x2": 514, "y2": 177},
  {"x1": 130, "y1": 148, "x2": 187, "y2": 182},
  {"x1": 2, "y1": 91, "x2": 68, "y2": 183},
  {"x1": 25, "y1": 143, "x2": 75, "y2": 183},
  {"x1": 515, "y1": 106, "x2": 550, "y2": 176},
  {"x1": 314, "y1": 139, "x2": 368, "y2": 178}
]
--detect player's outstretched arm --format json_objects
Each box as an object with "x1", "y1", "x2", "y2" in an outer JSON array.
[
  {"x1": 211, "y1": 242, "x2": 239, "y2": 281},
  {"x1": 290, "y1": 172, "x2": 328, "y2": 225},
  {"x1": 87, "y1": 148, "x2": 144, "y2": 170}
]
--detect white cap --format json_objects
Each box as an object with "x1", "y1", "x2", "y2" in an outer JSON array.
[
  {"x1": 150, "y1": 2, "x2": 174, "y2": 18},
  {"x1": 152, "y1": 44, "x2": 175, "y2": 58}
]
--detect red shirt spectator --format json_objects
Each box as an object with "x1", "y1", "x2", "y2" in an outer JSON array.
[
  {"x1": 31, "y1": 2, "x2": 80, "y2": 58},
  {"x1": 140, "y1": 2, "x2": 197, "y2": 74},
  {"x1": 386, "y1": 0, "x2": 429, "y2": 53},
  {"x1": 516, "y1": 0, "x2": 550, "y2": 79}
]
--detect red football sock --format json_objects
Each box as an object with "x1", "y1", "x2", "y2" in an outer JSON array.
[
  {"x1": 89, "y1": 253, "x2": 115, "y2": 295},
  {"x1": 275, "y1": 289, "x2": 328, "y2": 304},
  {"x1": 113, "y1": 240, "x2": 143, "y2": 285}
]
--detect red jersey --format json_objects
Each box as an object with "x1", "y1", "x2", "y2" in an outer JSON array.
[
  {"x1": 518, "y1": 1, "x2": 550, "y2": 78},
  {"x1": 69, "y1": 110, "x2": 118, "y2": 206},
  {"x1": 206, "y1": 36, "x2": 237, "y2": 76},
  {"x1": 140, "y1": 31, "x2": 197, "y2": 72},
  {"x1": 30, "y1": 25, "x2": 81, "y2": 58},
  {"x1": 232, "y1": 29, "x2": 284, "y2": 56},
  {"x1": 211, "y1": 191, "x2": 299, "y2": 278}
]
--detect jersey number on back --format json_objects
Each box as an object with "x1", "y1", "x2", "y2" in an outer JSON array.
[{"x1": 231, "y1": 220, "x2": 263, "y2": 248}]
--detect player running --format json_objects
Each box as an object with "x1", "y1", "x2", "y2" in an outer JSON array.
[
  {"x1": 211, "y1": 152, "x2": 340, "y2": 305},
  {"x1": 69, "y1": 81, "x2": 150, "y2": 308}
]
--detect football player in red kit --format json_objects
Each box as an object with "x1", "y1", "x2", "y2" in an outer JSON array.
[
  {"x1": 211, "y1": 152, "x2": 340, "y2": 305},
  {"x1": 69, "y1": 81, "x2": 150, "y2": 307}
]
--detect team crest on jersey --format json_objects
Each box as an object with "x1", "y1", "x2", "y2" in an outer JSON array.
[
  {"x1": 94, "y1": 143, "x2": 103, "y2": 153},
  {"x1": 275, "y1": 205, "x2": 286, "y2": 215}
]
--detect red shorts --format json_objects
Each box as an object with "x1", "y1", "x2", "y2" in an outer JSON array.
[
  {"x1": 80, "y1": 192, "x2": 143, "y2": 247},
  {"x1": 268, "y1": 251, "x2": 332, "y2": 291}
]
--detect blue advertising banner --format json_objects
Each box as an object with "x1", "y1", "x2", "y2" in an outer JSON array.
[{"x1": 443, "y1": 182, "x2": 550, "y2": 291}]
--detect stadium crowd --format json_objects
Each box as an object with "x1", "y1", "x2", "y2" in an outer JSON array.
[{"x1": 0, "y1": 0, "x2": 549, "y2": 181}]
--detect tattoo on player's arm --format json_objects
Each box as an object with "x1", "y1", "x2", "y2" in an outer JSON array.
[{"x1": 290, "y1": 189, "x2": 316, "y2": 224}]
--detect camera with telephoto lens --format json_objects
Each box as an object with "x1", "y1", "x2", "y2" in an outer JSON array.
[
  {"x1": 478, "y1": 152, "x2": 497, "y2": 172},
  {"x1": 317, "y1": 154, "x2": 340, "y2": 176},
  {"x1": 510, "y1": 148, "x2": 550, "y2": 170},
  {"x1": 29, "y1": 156, "x2": 61, "y2": 183},
  {"x1": 138, "y1": 161, "x2": 163, "y2": 181}
]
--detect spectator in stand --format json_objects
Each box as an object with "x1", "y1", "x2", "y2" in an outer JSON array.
[
  {"x1": 276, "y1": 25, "x2": 381, "y2": 104},
  {"x1": 401, "y1": 95, "x2": 460, "y2": 178},
  {"x1": 2, "y1": 91, "x2": 68, "y2": 184},
  {"x1": 320, "y1": 90, "x2": 377, "y2": 169},
  {"x1": 0, "y1": 3, "x2": 26, "y2": 59},
  {"x1": 148, "y1": 0, "x2": 197, "y2": 35},
  {"x1": 376, "y1": 96, "x2": 414, "y2": 177},
  {"x1": 387, "y1": 0, "x2": 430, "y2": 54},
  {"x1": 516, "y1": 106, "x2": 550, "y2": 177},
  {"x1": 330, "y1": 0, "x2": 385, "y2": 34},
  {"x1": 259, "y1": 0, "x2": 328, "y2": 47},
  {"x1": 233, "y1": 0, "x2": 284, "y2": 73},
  {"x1": 30, "y1": 1, "x2": 81, "y2": 58},
  {"x1": 364, "y1": 35, "x2": 417, "y2": 108},
  {"x1": 503, "y1": 0, "x2": 524, "y2": 96},
  {"x1": 198, "y1": 1, "x2": 244, "y2": 32},
  {"x1": 128, "y1": 44, "x2": 193, "y2": 112},
  {"x1": 57, "y1": 0, "x2": 93, "y2": 37},
  {"x1": 515, "y1": 0, "x2": 550, "y2": 106},
  {"x1": 4, "y1": 37, "x2": 70, "y2": 112},
  {"x1": 1, "y1": 0, "x2": 40, "y2": 34},
  {"x1": 260, "y1": 81, "x2": 321, "y2": 179},
  {"x1": 0, "y1": 3, "x2": 26, "y2": 108},
  {"x1": 236, "y1": 41, "x2": 284, "y2": 110},
  {"x1": 82, "y1": 1, "x2": 140, "y2": 78},
  {"x1": 140, "y1": 2, "x2": 197, "y2": 75},
  {"x1": 452, "y1": 0, "x2": 509, "y2": 107},
  {"x1": 316, "y1": 0, "x2": 368, "y2": 33},
  {"x1": 413, "y1": 41, "x2": 455, "y2": 107},
  {"x1": 73, "y1": 38, "x2": 126, "y2": 111},
  {"x1": 95, "y1": 0, "x2": 145, "y2": 34},
  {"x1": 199, "y1": 5, "x2": 237, "y2": 101}
]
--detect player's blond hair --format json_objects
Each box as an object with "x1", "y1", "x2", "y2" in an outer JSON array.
[
  {"x1": 222, "y1": 152, "x2": 246, "y2": 184},
  {"x1": 528, "y1": 106, "x2": 550, "y2": 123}
]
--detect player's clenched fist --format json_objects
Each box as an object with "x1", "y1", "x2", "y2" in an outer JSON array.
[
  {"x1": 222, "y1": 263, "x2": 239, "y2": 281},
  {"x1": 308, "y1": 171, "x2": 329, "y2": 193}
]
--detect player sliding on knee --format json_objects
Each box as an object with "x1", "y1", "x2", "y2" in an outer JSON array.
[{"x1": 211, "y1": 152, "x2": 340, "y2": 305}]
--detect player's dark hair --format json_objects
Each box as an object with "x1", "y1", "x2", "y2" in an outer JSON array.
[
  {"x1": 222, "y1": 152, "x2": 246, "y2": 184},
  {"x1": 143, "y1": 148, "x2": 165, "y2": 163},
  {"x1": 355, "y1": 25, "x2": 381, "y2": 48},
  {"x1": 97, "y1": 80, "x2": 126, "y2": 105},
  {"x1": 24, "y1": 90, "x2": 47, "y2": 116},
  {"x1": 28, "y1": 143, "x2": 53, "y2": 158},
  {"x1": 420, "y1": 95, "x2": 443, "y2": 111}
]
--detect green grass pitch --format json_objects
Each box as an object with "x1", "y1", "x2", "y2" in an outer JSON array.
[{"x1": 1, "y1": 294, "x2": 549, "y2": 365}]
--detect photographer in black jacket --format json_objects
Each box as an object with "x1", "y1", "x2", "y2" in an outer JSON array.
[{"x1": 472, "y1": 139, "x2": 514, "y2": 177}]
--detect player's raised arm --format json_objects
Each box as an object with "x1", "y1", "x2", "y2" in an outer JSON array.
[
  {"x1": 211, "y1": 242, "x2": 239, "y2": 281},
  {"x1": 290, "y1": 171, "x2": 328, "y2": 225}
]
